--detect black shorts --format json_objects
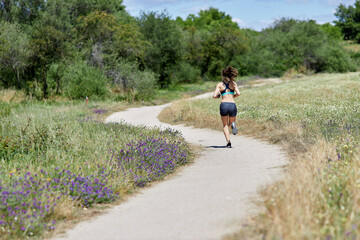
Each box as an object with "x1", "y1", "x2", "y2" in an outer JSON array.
[{"x1": 219, "y1": 102, "x2": 237, "y2": 117}]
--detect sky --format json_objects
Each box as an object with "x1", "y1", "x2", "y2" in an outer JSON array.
[{"x1": 122, "y1": 0, "x2": 356, "y2": 31}]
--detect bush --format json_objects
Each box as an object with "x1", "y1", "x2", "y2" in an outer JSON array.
[
  {"x1": 350, "y1": 51, "x2": 360, "y2": 68},
  {"x1": 63, "y1": 60, "x2": 108, "y2": 99},
  {"x1": 170, "y1": 62, "x2": 201, "y2": 84},
  {"x1": 106, "y1": 59, "x2": 157, "y2": 101},
  {"x1": 46, "y1": 62, "x2": 66, "y2": 95},
  {"x1": 315, "y1": 44, "x2": 356, "y2": 72}
]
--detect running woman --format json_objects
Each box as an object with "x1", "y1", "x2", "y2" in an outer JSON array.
[{"x1": 212, "y1": 66, "x2": 240, "y2": 148}]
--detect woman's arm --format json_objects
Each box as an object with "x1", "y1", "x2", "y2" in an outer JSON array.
[
  {"x1": 213, "y1": 83, "x2": 221, "y2": 99},
  {"x1": 233, "y1": 82, "x2": 241, "y2": 98}
]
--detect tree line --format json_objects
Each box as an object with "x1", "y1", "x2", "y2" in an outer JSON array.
[{"x1": 0, "y1": 0, "x2": 358, "y2": 100}]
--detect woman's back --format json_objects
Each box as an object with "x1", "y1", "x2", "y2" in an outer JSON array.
[{"x1": 218, "y1": 81, "x2": 237, "y2": 103}]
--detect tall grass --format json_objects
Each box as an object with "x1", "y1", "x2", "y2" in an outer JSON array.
[
  {"x1": 0, "y1": 100, "x2": 190, "y2": 239},
  {"x1": 159, "y1": 72, "x2": 360, "y2": 239}
]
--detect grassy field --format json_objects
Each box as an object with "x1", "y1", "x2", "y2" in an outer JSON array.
[
  {"x1": 0, "y1": 91, "x2": 194, "y2": 239},
  {"x1": 159, "y1": 72, "x2": 360, "y2": 239}
]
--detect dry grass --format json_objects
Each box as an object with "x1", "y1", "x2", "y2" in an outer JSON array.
[
  {"x1": 343, "y1": 41, "x2": 360, "y2": 53},
  {"x1": 159, "y1": 72, "x2": 360, "y2": 239},
  {"x1": 159, "y1": 102, "x2": 311, "y2": 155},
  {"x1": 0, "y1": 89, "x2": 26, "y2": 102}
]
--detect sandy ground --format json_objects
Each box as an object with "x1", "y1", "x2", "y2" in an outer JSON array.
[{"x1": 54, "y1": 92, "x2": 288, "y2": 240}]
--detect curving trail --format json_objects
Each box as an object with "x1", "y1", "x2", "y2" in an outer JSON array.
[{"x1": 55, "y1": 93, "x2": 288, "y2": 240}]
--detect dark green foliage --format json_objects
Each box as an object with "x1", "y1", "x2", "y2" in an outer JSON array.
[
  {"x1": 349, "y1": 51, "x2": 360, "y2": 66},
  {"x1": 314, "y1": 45, "x2": 356, "y2": 73},
  {"x1": 171, "y1": 62, "x2": 201, "y2": 84},
  {"x1": 334, "y1": 1, "x2": 360, "y2": 42},
  {"x1": 29, "y1": 20, "x2": 67, "y2": 98},
  {"x1": 0, "y1": 0, "x2": 45, "y2": 24},
  {"x1": 63, "y1": 60, "x2": 108, "y2": 99},
  {"x1": 46, "y1": 62, "x2": 66, "y2": 95},
  {"x1": 139, "y1": 11, "x2": 184, "y2": 87},
  {"x1": 320, "y1": 23, "x2": 342, "y2": 40},
  {"x1": 235, "y1": 19, "x2": 355, "y2": 77},
  {"x1": 177, "y1": 8, "x2": 248, "y2": 80}
]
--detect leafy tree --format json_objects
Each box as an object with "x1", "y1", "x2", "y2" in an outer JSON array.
[
  {"x1": 58, "y1": 0, "x2": 124, "y2": 25},
  {"x1": 77, "y1": 11, "x2": 147, "y2": 63},
  {"x1": 236, "y1": 19, "x2": 355, "y2": 77},
  {"x1": 0, "y1": 21, "x2": 31, "y2": 88},
  {"x1": 334, "y1": 1, "x2": 360, "y2": 42},
  {"x1": 177, "y1": 8, "x2": 248, "y2": 79},
  {"x1": 320, "y1": 23, "x2": 342, "y2": 40},
  {"x1": 0, "y1": 0, "x2": 45, "y2": 24},
  {"x1": 139, "y1": 11, "x2": 184, "y2": 87},
  {"x1": 46, "y1": 61, "x2": 65, "y2": 95},
  {"x1": 29, "y1": 22, "x2": 66, "y2": 98}
]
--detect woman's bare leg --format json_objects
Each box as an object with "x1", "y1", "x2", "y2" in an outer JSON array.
[{"x1": 221, "y1": 116, "x2": 230, "y2": 143}]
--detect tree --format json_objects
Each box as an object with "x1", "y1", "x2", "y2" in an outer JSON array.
[
  {"x1": 62, "y1": 0, "x2": 124, "y2": 25},
  {"x1": 177, "y1": 8, "x2": 248, "y2": 79},
  {"x1": 0, "y1": 21, "x2": 31, "y2": 88},
  {"x1": 0, "y1": 0, "x2": 45, "y2": 24},
  {"x1": 30, "y1": 22, "x2": 66, "y2": 98},
  {"x1": 77, "y1": 11, "x2": 147, "y2": 63},
  {"x1": 334, "y1": 1, "x2": 360, "y2": 42},
  {"x1": 139, "y1": 11, "x2": 184, "y2": 87}
]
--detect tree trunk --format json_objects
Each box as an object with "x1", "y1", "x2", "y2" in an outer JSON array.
[
  {"x1": 56, "y1": 77, "x2": 60, "y2": 94},
  {"x1": 11, "y1": 66, "x2": 21, "y2": 89},
  {"x1": 201, "y1": 56, "x2": 211, "y2": 76},
  {"x1": 159, "y1": 62, "x2": 168, "y2": 88},
  {"x1": 16, "y1": 70, "x2": 20, "y2": 89},
  {"x1": 42, "y1": 68, "x2": 48, "y2": 99}
]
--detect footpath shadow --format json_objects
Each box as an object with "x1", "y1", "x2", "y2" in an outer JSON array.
[{"x1": 206, "y1": 146, "x2": 227, "y2": 149}]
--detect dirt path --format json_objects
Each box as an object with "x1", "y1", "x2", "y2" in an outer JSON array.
[{"x1": 55, "y1": 93, "x2": 287, "y2": 240}]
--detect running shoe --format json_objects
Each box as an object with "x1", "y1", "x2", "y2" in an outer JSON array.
[
  {"x1": 231, "y1": 122, "x2": 238, "y2": 135},
  {"x1": 226, "y1": 142, "x2": 232, "y2": 148}
]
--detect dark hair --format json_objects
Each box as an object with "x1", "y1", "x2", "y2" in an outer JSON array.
[{"x1": 222, "y1": 66, "x2": 238, "y2": 82}]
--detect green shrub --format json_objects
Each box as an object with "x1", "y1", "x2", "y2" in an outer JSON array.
[
  {"x1": 63, "y1": 60, "x2": 109, "y2": 99},
  {"x1": 315, "y1": 44, "x2": 356, "y2": 72},
  {"x1": 106, "y1": 59, "x2": 157, "y2": 101},
  {"x1": 349, "y1": 51, "x2": 360, "y2": 68},
  {"x1": 46, "y1": 62, "x2": 66, "y2": 95},
  {"x1": 171, "y1": 62, "x2": 201, "y2": 83}
]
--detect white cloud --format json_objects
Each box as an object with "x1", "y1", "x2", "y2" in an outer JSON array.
[
  {"x1": 232, "y1": 18, "x2": 246, "y2": 28},
  {"x1": 179, "y1": 4, "x2": 210, "y2": 16},
  {"x1": 324, "y1": 0, "x2": 355, "y2": 6}
]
